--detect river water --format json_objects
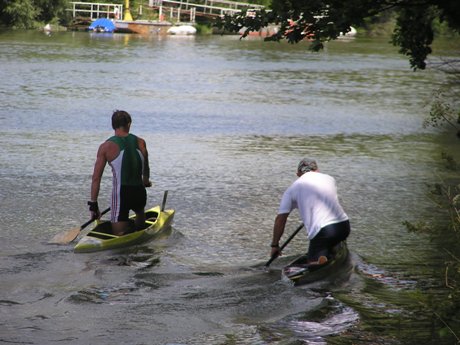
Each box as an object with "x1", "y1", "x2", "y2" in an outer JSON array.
[{"x1": 1, "y1": 30, "x2": 459, "y2": 344}]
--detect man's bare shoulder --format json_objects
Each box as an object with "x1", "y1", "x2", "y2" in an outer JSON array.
[
  {"x1": 99, "y1": 139, "x2": 118, "y2": 150},
  {"x1": 98, "y1": 140, "x2": 120, "y2": 161},
  {"x1": 136, "y1": 136, "x2": 147, "y2": 148}
]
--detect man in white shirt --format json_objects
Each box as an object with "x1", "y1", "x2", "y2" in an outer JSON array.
[{"x1": 270, "y1": 158, "x2": 350, "y2": 265}]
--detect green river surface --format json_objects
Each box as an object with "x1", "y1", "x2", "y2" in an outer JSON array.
[{"x1": 0, "y1": 29, "x2": 459, "y2": 345}]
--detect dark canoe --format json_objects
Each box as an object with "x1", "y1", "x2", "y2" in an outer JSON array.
[
  {"x1": 281, "y1": 241, "x2": 349, "y2": 286},
  {"x1": 74, "y1": 205, "x2": 175, "y2": 253}
]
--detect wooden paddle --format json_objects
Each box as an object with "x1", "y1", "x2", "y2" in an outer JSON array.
[
  {"x1": 265, "y1": 223, "x2": 304, "y2": 268},
  {"x1": 49, "y1": 207, "x2": 110, "y2": 245}
]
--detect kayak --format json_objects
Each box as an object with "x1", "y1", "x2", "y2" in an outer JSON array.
[
  {"x1": 74, "y1": 205, "x2": 175, "y2": 253},
  {"x1": 281, "y1": 241, "x2": 349, "y2": 286}
]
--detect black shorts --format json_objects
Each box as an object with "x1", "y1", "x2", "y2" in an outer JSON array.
[
  {"x1": 112, "y1": 185, "x2": 146, "y2": 222},
  {"x1": 307, "y1": 220, "x2": 350, "y2": 261}
]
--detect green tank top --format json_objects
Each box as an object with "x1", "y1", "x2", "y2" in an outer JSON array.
[{"x1": 107, "y1": 134, "x2": 143, "y2": 186}]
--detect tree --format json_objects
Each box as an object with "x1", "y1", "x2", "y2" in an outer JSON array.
[
  {"x1": 0, "y1": 0, "x2": 70, "y2": 28},
  {"x1": 0, "y1": 0, "x2": 39, "y2": 28},
  {"x1": 216, "y1": 0, "x2": 460, "y2": 70},
  {"x1": 34, "y1": 0, "x2": 69, "y2": 24}
]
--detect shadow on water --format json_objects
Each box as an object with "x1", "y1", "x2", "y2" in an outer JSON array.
[
  {"x1": 3, "y1": 231, "x2": 458, "y2": 344},
  {"x1": 61, "y1": 241, "x2": 360, "y2": 344}
]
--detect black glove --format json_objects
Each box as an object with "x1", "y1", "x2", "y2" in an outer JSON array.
[{"x1": 88, "y1": 201, "x2": 100, "y2": 219}]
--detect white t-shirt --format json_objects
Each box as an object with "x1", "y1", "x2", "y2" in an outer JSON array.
[{"x1": 278, "y1": 171, "x2": 348, "y2": 240}]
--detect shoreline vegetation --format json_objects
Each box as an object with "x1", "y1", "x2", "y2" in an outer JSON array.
[
  {"x1": 404, "y1": 93, "x2": 460, "y2": 342},
  {"x1": 1, "y1": 0, "x2": 459, "y2": 38}
]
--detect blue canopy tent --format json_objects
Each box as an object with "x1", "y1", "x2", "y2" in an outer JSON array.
[{"x1": 88, "y1": 18, "x2": 116, "y2": 33}]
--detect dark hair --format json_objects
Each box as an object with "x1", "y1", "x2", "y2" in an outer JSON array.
[
  {"x1": 112, "y1": 110, "x2": 132, "y2": 129},
  {"x1": 297, "y1": 158, "x2": 318, "y2": 174}
]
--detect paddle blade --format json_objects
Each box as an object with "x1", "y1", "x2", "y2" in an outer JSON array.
[
  {"x1": 48, "y1": 209, "x2": 109, "y2": 245},
  {"x1": 48, "y1": 226, "x2": 81, "y2": 245}
]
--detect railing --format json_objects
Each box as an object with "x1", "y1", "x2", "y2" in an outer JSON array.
[
  {"x1": 67, "y1": 0, "x2": 264, "y2": 22},
  {"x1": 149, "y1": 0, "x2": 264, "y2": 17},
  {"x1": 68, "y1": 2, "x2": 123, "y2": 20}
]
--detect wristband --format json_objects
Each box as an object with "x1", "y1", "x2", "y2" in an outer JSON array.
[{"x1": 88, "y1": 201, "x2": 99, "y2": 212}]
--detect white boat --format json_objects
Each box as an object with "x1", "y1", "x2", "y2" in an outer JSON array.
[
  {"x1": 339, "y1": 26, "x2": 357, "y2": 38},
  {"x1": 167, "y1": 25, "x2": 197, "y2": 35}
]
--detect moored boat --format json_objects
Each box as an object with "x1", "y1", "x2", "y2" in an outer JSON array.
[
  {"x1": 167, "y1": 25, "x2": 196, "y2": 35},
  {"x1": 282, "y1": 241, "x2": 349, "y2": 285},
  {"x1": 74, "y1": 204, "x2": 175, "y2": 253},
  {"x1": 88, "y1": 18, "x2": 116, "y2": 33}
]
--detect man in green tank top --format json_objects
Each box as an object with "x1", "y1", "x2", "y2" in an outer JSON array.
[{"x1": 88, "y1": 110, "x2": 152, "y2": 235}]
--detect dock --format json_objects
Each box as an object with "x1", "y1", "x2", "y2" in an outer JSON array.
[{"x1": 67, "y1": 0, "x2": 265, "y2": 34}]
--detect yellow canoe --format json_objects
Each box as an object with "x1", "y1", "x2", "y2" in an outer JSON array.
[{"x1": 74, "y1": 205, "x2": 175, "y2": 253}]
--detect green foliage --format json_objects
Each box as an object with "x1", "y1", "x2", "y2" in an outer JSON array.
[
  {"x1": 391, "y1": 6, "x2": 435, "y2": 70},
  {"x1": 360, "y1": 9, "x2": 396, "y2": 37},
  {"x1": 424, "y1": 91, "x2": 460, "y2": 137},
  {"x1": 195, "y1": 23, "x2": 213, "y2": 35},
  {"x1": 432, "y1": 17, "x2": 460, "y2": 37},
  {"x1": 436, "y1": 0, "x2": 460, "y2": 32},
  {"x1": 0, "y1": 0, "x2": 70, "y2": 28},
  {"x1": 403, "y1": 177, "x2": 460, "y2": 342},
  {"x1": 247, "y1": 0, "x2": 270, "y2": 6},
  {"x1": 402, "y1": 220, "x2": 432, "y2": 234},
  {"x1": 424, "y1": 179, "x2": 460, "y2": 233},
  {"x1": 215, "y1": 0, "x2": 460, "y2": 70},
  {"x1": 442, "y1": 152, "x2": 458, "y2": 171},
  {"x1": 1, "y1": 0, "x2": 40, "y2": 28},
  {"x1": 34, "y1": 0, "x2": 69, "y2": 23}
]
